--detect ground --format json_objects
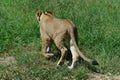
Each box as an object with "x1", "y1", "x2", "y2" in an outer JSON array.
[
  {"x1": 0, "y1": 0, "x2": 120, "y2": 79},
  {"x1": 0, "y1": 46, "x2": 120, "y2": 80}
]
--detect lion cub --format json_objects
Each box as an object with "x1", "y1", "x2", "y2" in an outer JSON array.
[{"x1": 36, "y1": 10, "x2": 98, "y2": 69}]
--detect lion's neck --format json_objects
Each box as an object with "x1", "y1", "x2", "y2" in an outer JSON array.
[{"x1": 40, "y1": 13, "x2": 55, "y2": 22}]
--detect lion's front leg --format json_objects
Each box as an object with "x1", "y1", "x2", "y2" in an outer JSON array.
[{"x1": 41, "y1": 39, "x2": 54, "y2": 59}]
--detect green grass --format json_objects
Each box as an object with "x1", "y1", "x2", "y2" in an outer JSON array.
[{"x1": 0, "y1": 0, "x2": 120, "y2": 79}]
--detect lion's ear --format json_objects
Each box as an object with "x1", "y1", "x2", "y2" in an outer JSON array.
[
  {"x1": 46, "y1": 11, "x2": 52, "y2": 14},
  {"x1": 36, "y1": 10, "x2": 42, "y2": 17},
  {"x1": 36, "y1": 10, "x2": 42, "y2": 21}
]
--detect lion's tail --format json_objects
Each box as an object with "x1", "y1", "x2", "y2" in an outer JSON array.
[{"x1": 69, "y1": 28, "x2": 98, "y2": 65}]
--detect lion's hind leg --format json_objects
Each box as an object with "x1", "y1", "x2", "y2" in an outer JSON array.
[
  {"x1": 68, "y1": 39, "x2": 79, "y2": 69},
  {"x1": 54, "y1": 39, "x2": 67, "y2": 66}
]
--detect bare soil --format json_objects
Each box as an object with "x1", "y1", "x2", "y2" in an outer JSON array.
[
  {"x1": 87, "y1": 73, "x2": 120, "y2": 80},
  {"x1": 0, "y1": 56, "x2": 16, "y2": 65}
]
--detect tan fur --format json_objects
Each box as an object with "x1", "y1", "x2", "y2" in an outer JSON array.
[{"x1": 36, "y1": 10, "x2": 98, "y2": 69}]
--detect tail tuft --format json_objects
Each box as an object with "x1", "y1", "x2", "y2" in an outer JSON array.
[{"x1": 91, "y1": 60, "x2": 99, "y2": 65}]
